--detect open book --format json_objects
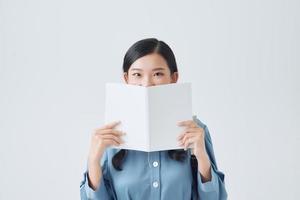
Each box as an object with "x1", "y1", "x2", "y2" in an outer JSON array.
[{"x1": 104, "y1": 82, "x2": 193, "y2": 152}]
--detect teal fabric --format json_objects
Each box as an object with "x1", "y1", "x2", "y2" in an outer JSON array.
[{"x1": 80, "y1": 115, "x2": 227, "y2": 200}]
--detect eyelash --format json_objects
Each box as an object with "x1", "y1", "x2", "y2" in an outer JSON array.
[
  {"x1": 132, "y1": 72, "x2": 164, "y2": 77},
  {"x1": 132, "y1": 73, "x2": 141, "y2": 77},
  {"x1": 155, "y1": 72, "x2": 164, "y2": 76}
]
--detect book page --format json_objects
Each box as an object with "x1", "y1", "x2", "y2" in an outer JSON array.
[
  {"x1": 104, "y1": 83, "x2": 149, "y2": 151},
  {"x1": 148, "y1": 83, "x2": 193, "y2": 151}
]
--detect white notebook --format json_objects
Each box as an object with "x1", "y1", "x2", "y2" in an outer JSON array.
[{"x1": 104, "y1": 82, "x2": 193, "y2": 152}]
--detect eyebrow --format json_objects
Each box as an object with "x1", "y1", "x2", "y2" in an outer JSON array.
[{"x1": 130, "y1": 67, "x2": 166, "y2": 71}]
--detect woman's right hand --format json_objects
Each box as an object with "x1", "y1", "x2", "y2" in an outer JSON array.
[
  {"x1": 87, "y1": 121, "x2": 125, "y2": 190},
  {"x1": 88, "y1": 120, "x2": 126, "y2": 164}
]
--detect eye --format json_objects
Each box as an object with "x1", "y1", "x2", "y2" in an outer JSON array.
[
  {"x1": 132, "y1": 73, "x2": 141, "y2": 77},
  {"x1": 154, "y1": 72, "x2": 164, "y2": 76}
]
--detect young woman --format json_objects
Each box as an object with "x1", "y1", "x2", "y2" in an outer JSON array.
[{"x1": 80, "y1": 38, "x2": 227, "y2": 200}]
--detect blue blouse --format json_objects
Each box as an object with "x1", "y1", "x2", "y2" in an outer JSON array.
[{"x1": 80, "y1": 115, "x2": 227, "y2": 200}]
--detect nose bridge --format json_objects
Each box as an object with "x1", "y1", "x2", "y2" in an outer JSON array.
[{"x1": 142, "y1": 75, "x2": 154, "y2": 87}]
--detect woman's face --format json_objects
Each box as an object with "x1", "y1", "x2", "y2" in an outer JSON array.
[{"x1": 123, "y1": 53, "x2": 178, "y2": 87}]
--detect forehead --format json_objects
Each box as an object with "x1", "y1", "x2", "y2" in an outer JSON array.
[{"x1": 129, "y1": 53, "x2": 169, "y2": 71}]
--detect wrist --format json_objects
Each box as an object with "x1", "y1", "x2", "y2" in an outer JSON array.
[
  {"x1": 194, "y1": 148, "x2": 208, "y2": 160},
  {"x1": 195, "y1": 149, "x2": 212, "y2": 182},
  {"x1": 88, "y1": 152, "x2": 103, "y2": 165}
]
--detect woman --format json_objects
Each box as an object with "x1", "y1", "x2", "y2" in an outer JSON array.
[{"x1": 80, "y1": 38, "x2": 227, "y2": 200}]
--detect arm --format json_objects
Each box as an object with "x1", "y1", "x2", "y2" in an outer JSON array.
[
  {"x1": 80, "y1": 149, "x2": 115, "y2": 200},
  {"x1": 196, "y1": 148, "x2": 212, "y2": 183},
  {"x1": 80, "y1": 121, "x2": 124, "y2": 200},
  {"x1": 193, "y1": 117, "x2": 228, "y2": 200},
  {"x1": 88, "y1": 155, "x2": 104, "y2": 191}
]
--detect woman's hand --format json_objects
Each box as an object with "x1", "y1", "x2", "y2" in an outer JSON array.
[
  {"x1": 88, "y1": 120, "x2": 126, "y2": 164},
  {"x1": 177, "y1": 120, "x2": 206, "y2": 155},
  {"x1": 87, "y1": 121, "x2": 126, "y2": 190},
  {"x1": 177, "y1": 119, "x2": 212, "y2": 182}
]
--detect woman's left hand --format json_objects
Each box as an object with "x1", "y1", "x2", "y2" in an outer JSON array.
[
  {"x1": 177, "y1": 119, "x2": 212, "y2": 182},
  {"x1": 177, "y1": 119, "x2": 206, "y2": 157}
]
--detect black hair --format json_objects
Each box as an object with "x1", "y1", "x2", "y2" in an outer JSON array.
[
  {"x1": 113, "y1": 38, "x2": 198, "y2": 198},
  {"x1": 122, "y1": 38, "x2": 178, "y2": 74}
]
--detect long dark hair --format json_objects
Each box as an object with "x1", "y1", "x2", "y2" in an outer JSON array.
[{"x1": 113, "y1": 38, "x2": 198, "y2": 197}]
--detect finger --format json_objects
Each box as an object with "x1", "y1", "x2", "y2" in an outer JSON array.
[
  {"x1": 185, "y1": 127, "x2": 201, "y2": 133},
  {"x1": 178, "y1": 133, "x2": 192, "y2": 146},
  {"x1": 177, "y1": 129, "x2": 187, "y2": 140},
  {"x1": 177, "y1": 120, "x2": 193, "y2": 126},
  {"x1": 177, "y1": 132, "x2": 187, "y2": 141},
  {"x1": 96, "y1": 129, "x2": 126, "y2": 136},
  {"x1": 103, "y1": 138, "x2": 122, "y2": 146},
  {"x1": 177, "y1": 129, "x2": 197, "y2": 141},
  {"x1": 177, "y1": 120, "x2": 197, "y2": 128},
  {"x1": 182, "y1": 137, "x2": 197, "y2": 150},
  {"x1": 101, "y1": 135, "x2": 124, "y2": 144},
  {"x1": 100, "y1": 121, "x2": 121, "y2": 130},
  {"x1": 181, "y1": 133, "x2": 196, "y2": 145}
]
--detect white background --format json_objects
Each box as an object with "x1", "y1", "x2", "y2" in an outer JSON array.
[{"x1": 0, "y1": 0, "x2": 299, "y2": 199}]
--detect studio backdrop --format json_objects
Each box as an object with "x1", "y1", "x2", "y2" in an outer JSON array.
[{"x1": 0, "y1": 0, "x2": 299, "y2": 199}]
